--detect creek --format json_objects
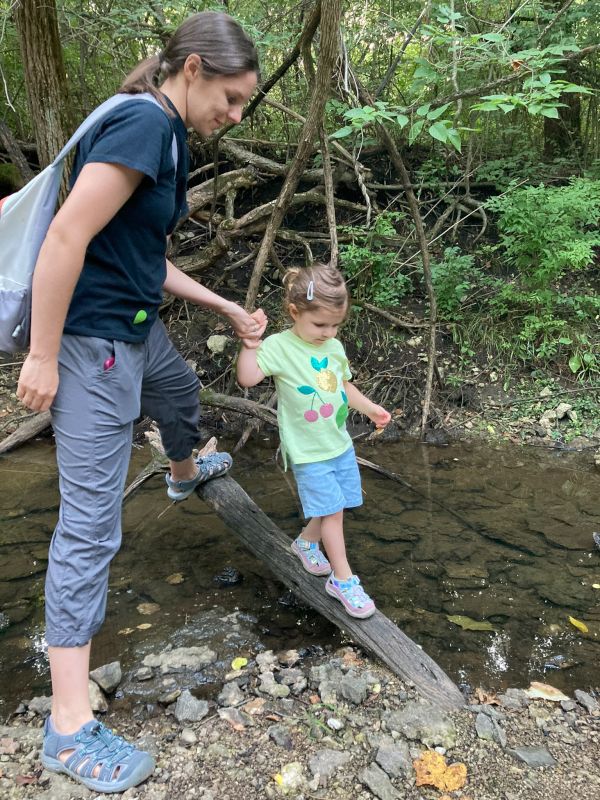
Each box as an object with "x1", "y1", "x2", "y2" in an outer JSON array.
[{"x1": 1, "y1": 436, "x2": 599, "y2": 715}]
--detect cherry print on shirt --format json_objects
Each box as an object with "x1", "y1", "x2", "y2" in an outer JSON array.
[{"x1": 297, "y1": 357, "x2": 348, "y2": 426}]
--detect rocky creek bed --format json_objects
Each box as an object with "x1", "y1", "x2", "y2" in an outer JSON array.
[{"x1": 1, "y1": 634, "x2": 599, "y2": 800}]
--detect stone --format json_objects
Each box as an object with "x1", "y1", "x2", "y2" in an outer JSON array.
[
  {"x1": 359, "y1": 761, "x2": 400, "y2": 800},
  {"x1": 383, "y1": 701, "x2": 456, "y2": 748},
  {"x1": 88, "y1": 679, "x2": 108, "y2": 713},
  {"x1": 180, "y1": 728, "x2": 197, "y2": 745},
  {"x1": 135, "y1": 666, "x2": 153, "y2": 681},
  {"x1": 326, "y1": 717, "x2": 344, "y2": 731},
  {"x1": 143, "y1": 646, "x2": 217, "y2": 674},
  {"x1": 217, "y1": 682, "x2": 245, "y2": 707},
  {"x1": 258, "y1": 671, "x2": 290, "y2": 698},
  {"x1": 475, "y1": 712, "x2": 506, "y2": 746},
  {"x1": 375, "y1": 740, "x2": 412, "y2": 777},
  {"x1": 218, "y1": 707, "x2": 251, "y2": 729},
  {"x1": 256, "y1": 650, "x2": 278, "y2": 670},
  {"x1": 574, "y1": 689, "x2": 599, "y2": 713},
  {"x1": 308, "y1": 748, "x2": 351, "y2": 783},
  {"x1": 268, "y1": 723, "x2": 293, "y2": 750},
  {"x1": 89, "y1": 660, "x2": 122, "y2": 693},
  {"x1": 174, "y1": 690, "x2": 209, "y2": 723},
  {"x1": 27, "y1": 696, "x2": 52, "y2": 717},
  {"x1": 340, "y1": 672, "x2": 369, "y2": 704},
  {"x1": 206, "y1": 335, "x2": 230, "y2": 354},
  {"x1": 275, "y1": 761, "x2": 305, "y2": 794},
  {"x1": 507, "y1": 745, "x2": 557, "y2": 768}
]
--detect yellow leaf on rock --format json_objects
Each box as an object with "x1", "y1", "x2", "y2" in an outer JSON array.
[
  {"x1": 569, "y1": 615, "x2": 589, "y2": 633},
  {"x1": 118, "y1": 628, "x2": 134, "y2": 636},
  {"x1": 273, "y1": 773, "x2": 283, "y2": 785},
  {"x1": 231, "y1": 657, "x2": 248, "y2": 671},
  {"x1": 447, "y1": 614, "x2": 494, "y2": 631},
  {"x1": 592, "y1": 584, "x2": 600, "y2": 589},
  {"x1": 137, "y1": 623, "x2": 152, "y2": 630},
  {"x1": 413, "y1": 750, "x2": 467, "y2": 792},
  {"x1": 525, "y1": 681, "x2": 569, "y2": 702}
]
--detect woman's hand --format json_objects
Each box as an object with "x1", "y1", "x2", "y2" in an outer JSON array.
[
  {"x1": 17, "y1": 354, "x2": 59, "y2": 412},
  {"x1": 226, "y1": 304, "x2": 267, "y2": 341}
]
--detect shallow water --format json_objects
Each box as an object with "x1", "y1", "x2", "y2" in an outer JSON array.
[{"x1": 1, "y1": 435, "x2": 599, "y2": 715}]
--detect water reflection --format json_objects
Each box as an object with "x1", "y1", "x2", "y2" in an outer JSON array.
[{"x1": 0, "y1": 436, "x2": 598, "y2": 714}]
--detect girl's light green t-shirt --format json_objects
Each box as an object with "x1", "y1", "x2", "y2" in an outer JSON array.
[{"x1": 256, "y1": 329, "x2": 352, "y2": 467}]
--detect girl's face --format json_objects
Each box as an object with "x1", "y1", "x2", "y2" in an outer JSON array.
[
  {"x1": 184, "y1": 59, "x2": 257, "y2": 136},
  {"x1": 289, "y1": 304, "x2": 347, "y2": 347}
]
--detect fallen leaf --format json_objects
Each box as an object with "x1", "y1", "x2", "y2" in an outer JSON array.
[
  {"x1": 474, "y1": 687, "x2": 500, "y2": 705},
  {"x1": 266, "y1": 714, "x2": 280, "y2": 722},
  {"x1": 273, "y1": 773, "x2": 284, "y2": 785},
  {"x1": 525, "y1": 681, "x2": 569, "y2": 702},
  {"x1": 569, "y1": 615, "x2": 589, "y2": 634},
  {"x1": 231, "y1": 656, "x2": 248, "y2": 671},
  {"x1": 165, "y1": 573, "x2": 184, "y2": 585},
  {"x1": 137, "y1": 602, "x2": 160, "y2": 615},
  {"x1": 136, "y1": 623, "x2": 152, "y2": 630},
  {"x1": 413, "y1": 750, "x2": 467, "y2": 792},
  {"x1": 592, "y1": 584, "x2": 600, "y2": 590},
  {"x1": 118, "y1": 627, "x2": 134, "y2": 636},
  {"x1": 309, "y1": 694, "x2": 320, "y2": 704},
  {"x1": 447, "y1": 614, "x2": 494, "y2": 631}
]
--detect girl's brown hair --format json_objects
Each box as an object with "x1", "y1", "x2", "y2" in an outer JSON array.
[
  {"x1": 119, "y1": 11, "x2": 259, "y2": 110},
  {"x1": 282, "y1": 263, "x2": 349, "y2": 317}
]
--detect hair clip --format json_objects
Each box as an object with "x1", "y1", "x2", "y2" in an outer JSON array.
[{"x1": 306, "y1": 280, "x2": 314, "y2": 301}]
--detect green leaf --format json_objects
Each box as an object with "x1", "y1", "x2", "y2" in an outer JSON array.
[
  {"x1": 335, "y1": 403, "x2": 349, "y2": 429},
  {"x1": 428, "y1": 121, "x2": 449, "y2": 143},
  {"x1": 330, "y1": 126, "x2": 355, "y2": 139},
  {"x1": 416, "y1": 103, "x2": 431, "y2": 117},
  {"x1": 447, "y1": 615, "x2": 495, "y2": 631},
  {"x1": 500, "y1": 103, "x2": 514, "y2": 113},
  {"x1": 539, "y1": 72, "x2": 552, "y2": 86},
  {"x1": 540, "y1": 107, "x2": 559, "y2": 119},
  {"x1": 568, "y1": 355, "x2": 582, "y2": 373},
  {"x1": 408, "y1": 119, "x2": 425, "y2": 144},
  {"x1": 395, "y1": 113, "x2": 409, "y2": 128},
  {"x1": 447, "y1": 128, "x2": 462, "y2": 152},
  {"x1": 482, "y1": 32, "x2": 504, "y2": 43},
  {"x1": 427, "y1": 103, "x2": 451, "y2": 120}
]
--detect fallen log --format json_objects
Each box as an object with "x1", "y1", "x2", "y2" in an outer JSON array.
[
  {"x1": 0, "y1": 410, "x2": 52, "y2": 455},
  {"x1": 195, "y1": 473, "x2": 465, "y2": 711}
]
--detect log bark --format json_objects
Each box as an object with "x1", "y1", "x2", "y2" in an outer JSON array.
[
  {"x1": 0, "y1": 411, "x2": 52, "y2": 454},
  {"x1": 14, "y1": 0, "x2": 71, "y2": 170},
  {"x1": 195, "y1": 474, "x2": 465, "y2": 711}
]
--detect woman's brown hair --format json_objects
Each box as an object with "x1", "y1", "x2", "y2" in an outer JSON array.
[
  {"x1": 282, "y1": 263, "x2": 349, "y2": 317},
  {"x1": 119, "y1": 11, "x2": 259, "y2": 110}
]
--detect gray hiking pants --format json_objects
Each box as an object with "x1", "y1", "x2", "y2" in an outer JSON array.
[{"x1": 46, "y1": 319, "x2": 200, "y2": 647}]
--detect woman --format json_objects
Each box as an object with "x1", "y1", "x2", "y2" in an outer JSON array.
[{"x1": 17, "y1": 11, "x2": 265, "y2": 794}]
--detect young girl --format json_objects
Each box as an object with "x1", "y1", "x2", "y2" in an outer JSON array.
[
  {"x1": 17, "y1": 11, "x2": 265, "y2": 793},
  {"x1": 237, "y1": 263, "x2": 391, "y2": 619}
]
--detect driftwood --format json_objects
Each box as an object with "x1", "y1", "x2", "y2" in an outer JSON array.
[
  {"x1": 0, "y1": 410, "x2": 52, "y2": 454},
  {"x1": 195, "y1": 473, "x2": 465, "y2": 711}
]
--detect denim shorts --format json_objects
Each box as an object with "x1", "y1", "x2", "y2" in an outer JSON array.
[{"x1": 291, "y1": 445, "x2": 363, "y2": 518}]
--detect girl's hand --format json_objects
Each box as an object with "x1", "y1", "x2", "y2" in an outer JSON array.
[
  {"x1": 369, "y1": 405, "x2": 392, "y2": 428},
  {"x1": 17, "y1": 354, "x2": 59, "y2": 412}
]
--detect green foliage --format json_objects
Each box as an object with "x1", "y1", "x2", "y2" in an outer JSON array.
[
  {"x1": 486, "y1": 179, "x2": 600, "y2": 287},
  {"x1": 430, "y1": 247, "x2": 495, "y2": 316},
  {"x1": 339, "y1": 213, "x2": 411, "y2": 307}
]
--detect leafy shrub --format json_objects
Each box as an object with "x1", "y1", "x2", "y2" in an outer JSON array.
[
  {"x1": 340, "y1": 213, "x2": 411, "y2": 306},
  {"x1": 430, "y1": 246, "x2": 495, "y2": 316},
  {"x1": 486, "y1": 178, "x2": 600, "y2": 287}
]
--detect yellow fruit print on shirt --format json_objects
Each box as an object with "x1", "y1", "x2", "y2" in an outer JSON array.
[{"x1": 316, "y1": 368, "x2": 337, "y2": 392}]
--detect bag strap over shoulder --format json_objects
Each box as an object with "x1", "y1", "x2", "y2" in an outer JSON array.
[{"x1": 53, "y1": 92, "x2": 178, "y2": 171}]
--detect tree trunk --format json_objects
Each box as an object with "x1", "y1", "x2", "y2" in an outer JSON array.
[
  {"x1": 14, "y1": 0, "x2": 71, "y2": 169},
  {"x1": 244, "y1": 0, "x2": 341, "y2": 310}
]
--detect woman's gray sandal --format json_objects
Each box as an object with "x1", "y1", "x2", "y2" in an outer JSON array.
[
  {"x1": 165, "y1": 451, "x2": 233, "y2": 502},
  {"x1": 42, "y1": 717, "x2": 154, "y2": 794}
]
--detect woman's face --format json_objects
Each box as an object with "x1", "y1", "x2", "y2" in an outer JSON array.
[{"x1": 185, "y1": 64, "x2": 257, "y2": 136}]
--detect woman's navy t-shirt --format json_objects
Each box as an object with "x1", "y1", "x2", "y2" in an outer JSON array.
[{"x1": 64, "y1": 95, "x2": 189, "y2": 342}]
